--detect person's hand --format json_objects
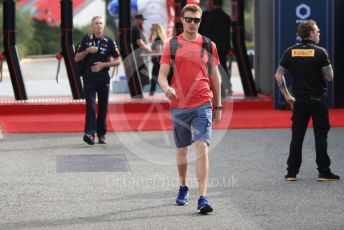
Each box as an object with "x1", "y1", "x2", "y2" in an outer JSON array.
[
  {"x1": 144, "y1": 45, "x2": 152, "y2": 53},
  {"x1": 285, "y1": 95, "x2": 296, "y2": 109},
  {"x1": 91, "y1": 62, "x2": 104, "y2": 72},
  {"x1": 85, "y1": 46, "x2": 98, "y2": 54},
  {"x1": 212, "y1": 109, "x2": 222, "y2": 125},
  {"x1": 163, "y1": 86, "x2": 177, "y2": 100}
]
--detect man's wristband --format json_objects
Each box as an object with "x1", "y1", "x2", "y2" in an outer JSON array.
[{"x1": 215, "y1": 105, "x2": 223, "y2": 110}]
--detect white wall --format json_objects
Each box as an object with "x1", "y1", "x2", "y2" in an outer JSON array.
[
  {"x1": 73, "y1": 0, "x2": 106, "y2": 28},
  {"x1": 137, "y1": 0, "x2": 168, "y2": 41}
]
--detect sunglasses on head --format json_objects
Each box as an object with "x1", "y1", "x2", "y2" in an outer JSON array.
[{"x1": 184, "y1": 17, "x2": 202, "y2": 24}]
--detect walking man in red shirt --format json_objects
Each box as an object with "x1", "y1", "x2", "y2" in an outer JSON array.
[{"x1": 158, "y1": 4, "x2": 222, "y2": 214}]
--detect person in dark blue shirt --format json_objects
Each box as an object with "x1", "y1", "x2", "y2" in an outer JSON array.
[{"x1": 75, "y1": 16, "x2": 121, "y2": 145}]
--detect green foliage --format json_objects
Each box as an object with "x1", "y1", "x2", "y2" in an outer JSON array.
[
  {"x1": 31, "y1": 20, "x2": 60, "y2": 54},
  {"x1": 0, "y1": 8, "x2": 35, "y2": 56},
  {"x1": 16, "y1": 43, "x2": 28, "y2": 59},
  {"x1": 26, "y1": 40, "x2": 42, "y2": 55},
  {"x1": 16, "y1": 9, "x2": 35, "y2": 46},
  {"x1": 0, "y1": 8, "x2": 115, "y2": 57},
  {"x1": 244, "y1": 0, "x2": 254, "y2": 43}
]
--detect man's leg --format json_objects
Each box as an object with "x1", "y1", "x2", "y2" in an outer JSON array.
[
  {"x1": 312, "y1": 100, "x2": 331, "y2": 173},
  {"x1": 310, "y1": 97, "x2": 339, "y2": 181},
  {"x1": 191, "y1": 103, "x2": 213, "y2": 213},
  {"x1": 171, "y1": 108, "x2": 192, "y2": 206},
  {"x1": 96, "y1": 77, "x2": 110, "y2": 139},
  {"x1": 176, "y1": 147, "x2": 188, "y2": 186},
  {"x1": 83, "y1": 78, "x2": 96, "y2": 145},
  {"x1": 175, "y1": 147, "x2": 190, "y2": 205},
  {"x1": 138, "y1": 60, "x2": 150, "y2": 87},
  {"x1": 194, "y1": 141, "x2": 213, "y2": 213},
  {"x1": 150, "y1": 64, "x2": 159, "y2": 95},
  {"x1": 287, "y1": 99, "x2": 310, "y2": 175},
  {"x1": 194, "y1": 140, "x2": 209, "y2": 196}
]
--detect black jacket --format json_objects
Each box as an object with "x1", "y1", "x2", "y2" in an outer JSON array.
[{"x1": 199, "y1": 8, "x2": 231, "y2": 53}]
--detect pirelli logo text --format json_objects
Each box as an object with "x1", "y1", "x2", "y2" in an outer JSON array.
[{"x1": 292, "y1": 49, "x2": 315, "y2": 57}]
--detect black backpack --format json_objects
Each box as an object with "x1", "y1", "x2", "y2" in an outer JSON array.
[{"x1": 167, "y1": 36, "x2": 213, "y2": 85}]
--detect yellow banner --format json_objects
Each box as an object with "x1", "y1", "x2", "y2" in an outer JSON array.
[{"x1": 292, "y1": 49, "x2": 315, "y2": 57}]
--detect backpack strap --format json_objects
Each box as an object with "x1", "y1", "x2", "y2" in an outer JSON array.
[
  {"x1": 168, "y1": 37, "x2": 178, "y2": 85},
  {"x1": 168, "y1": 36, "x2": 213, "y2": 85},
  {"x1": 202, "y1": 36, "x2": 213, "y2": 76}
]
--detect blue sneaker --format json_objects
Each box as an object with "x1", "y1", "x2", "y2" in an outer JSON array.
[
  {"x1": 197, "y1": 196, "x2": 213, "y2": 214},
  {"x1": 176, "y1": 186, "x2": 189, "y2": 205}
]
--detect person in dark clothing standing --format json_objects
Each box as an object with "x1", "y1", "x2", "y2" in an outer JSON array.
[
  {"x1": 199, "y1": 0, "x2": 232, "y2": 97},
  {"x1": 75, "y1": 16, "x2": 121, "y2": 145},
  {"x1": 131, "y1": 14, "x2": 152, "y2": 89},
  {"x1": 148, "y1": 23, "x2": 166, "y2": 96},
  {"x1": 275, "y1": 20, "x2": 339, "y2": 182},
  {"x1": 198, "y1": 0, "x2": 213, "y2": 36}
]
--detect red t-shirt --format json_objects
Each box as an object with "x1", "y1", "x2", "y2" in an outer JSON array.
[{"x1": 160, "y1": 34, "x2": 220, "y2": 108}]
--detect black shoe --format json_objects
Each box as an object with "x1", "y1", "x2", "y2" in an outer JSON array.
[
  {"x1": 285, "y1": 173, "x2": 297, "y2": 181},
  {"x1": 98, "y1": 136, "x2": 107, "y2": 144},
  {"x1": 83, "y1": 134, "x2": 95, "y2": 145},
  {"x1": 317, "y1": 172, "x2": 340, "y2": 181}
]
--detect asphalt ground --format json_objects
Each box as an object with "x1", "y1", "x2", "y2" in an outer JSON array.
[{"x1": 0, "y1": 128, "x2": 343, "y2": 230}]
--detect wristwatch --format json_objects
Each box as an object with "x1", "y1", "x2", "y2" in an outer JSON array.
[{"x1": 215, "y1": 105, "x2": 223, "y2": 110}]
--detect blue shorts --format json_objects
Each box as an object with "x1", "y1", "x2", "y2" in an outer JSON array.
[{"x1": 170, "y1": 102, "x2": 212, "y2": 148}]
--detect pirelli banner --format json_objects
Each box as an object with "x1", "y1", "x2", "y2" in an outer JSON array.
[{"x1": 274, "y1": 0, "x2": 334, "y2": 109}]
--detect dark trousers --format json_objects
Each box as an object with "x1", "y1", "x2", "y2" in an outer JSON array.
[
  {"x1": 83, "y1": 74, "x2": 110, "y2": 137},
  {"x1": 150, "y1": 62, "x2": 160, "y2": 94},
  {"x1": 287, "y1": 95, "x2": 331, "y2": 174},
  {"x1": 218, "y1": 51, "x2": 231, "y2": 97},
  {"x1": 135, "y1": 56, "x2": 149, "y2": 87}
]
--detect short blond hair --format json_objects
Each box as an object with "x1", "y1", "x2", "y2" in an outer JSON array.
[{"x1": 91, "y1": 16, "x2": 103, "y2": 24}]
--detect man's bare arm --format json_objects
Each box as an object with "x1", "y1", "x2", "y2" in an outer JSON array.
[
  {"x1": 74, "y1": 46, "x2": 98, "y2": 63},
  {"x1": 210, "y1": 65, "x2": 222, "y2": 108},
  {"x1": 90, "y1": 56, "x2": 121, "y2": 73},
  {"x1": 210, "y1": 65, "x2": 222, "y2": 124},
  {"x1": 136, "y1": 39, "x2": 152, "y2": 53},
  {"x1": 322, "y1": 64, "x2": 334, "y2": 81},
  {"x1": 275, "y1": 65, "x2": 295, "y2": 106},
  {"x1": 158, "y1": 64, "x2": 176, "y2": 99}
]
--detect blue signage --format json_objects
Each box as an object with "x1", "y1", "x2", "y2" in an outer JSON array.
[{"x1": 274, "y1": 0, "x2": 334, "y2": 109}]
